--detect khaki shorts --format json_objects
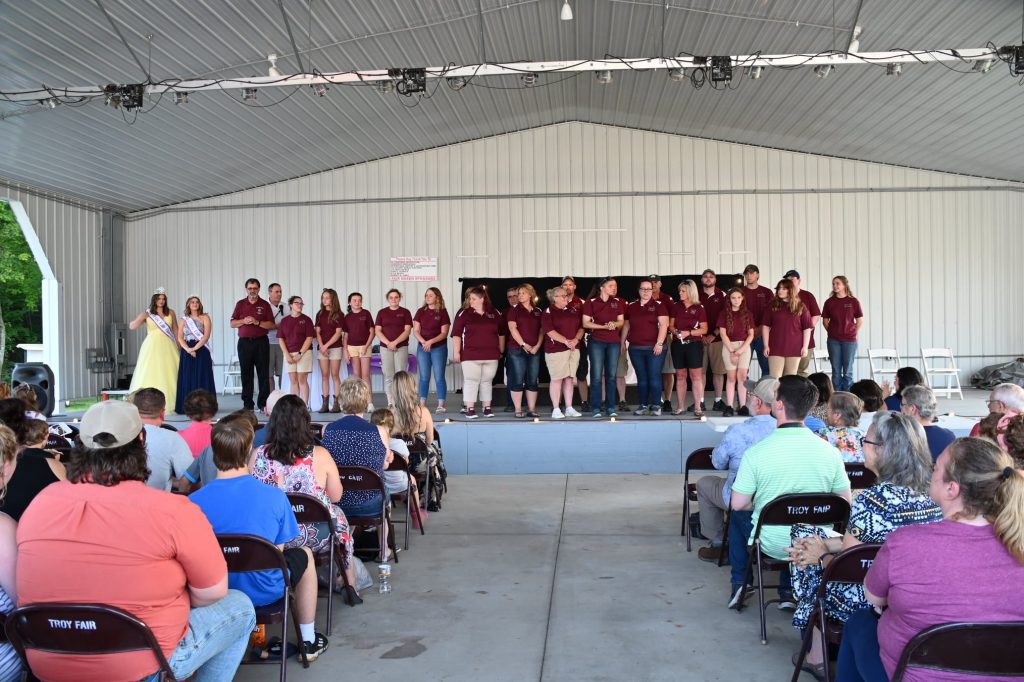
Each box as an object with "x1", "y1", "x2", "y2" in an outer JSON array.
[
  {"x1": 318, "y1": 347, "x2": 344, "y2": 361},
  {"x1": 545, "y1": 349, "x2": 580, "y2": 381},
  {"x1": 705, "y1": 340, "x2": 726, "y2": 374},
  {"x1": 347, "y1": 345, "x2": 371, "y2": 358},
  {"x1": 661, "y1": 344, "x2": 675, "y2": 374},
  {"x1": 285, "y1": 350, "x2": 313, "y2": 373},
  {"x1": 617, "y1": 349, "x2": 629, "y2": 378},
  {"x1": 722, "y1": 341, "x2": 752, "y2": 371}
]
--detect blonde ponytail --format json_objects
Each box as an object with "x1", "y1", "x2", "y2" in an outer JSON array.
[{"x1": 993, "y1": 466, "x2": 1024, "y2": 565}]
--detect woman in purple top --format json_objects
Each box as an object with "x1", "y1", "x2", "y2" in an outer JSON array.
[
  {"x1": 837, "y1": 437, "x2": 1024, "y2": 682},
  {"x1": 822, "y1": 276, "x2": 864, "y2": 392}
]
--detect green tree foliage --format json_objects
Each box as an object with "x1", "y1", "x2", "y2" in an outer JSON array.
[{"x1": 0, "y1": 202, "x2": 43, "y2": 379}]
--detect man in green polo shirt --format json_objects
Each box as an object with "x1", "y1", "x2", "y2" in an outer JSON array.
[{"x1": 730, "y1": 375, "x2": 850, "y2": 607}]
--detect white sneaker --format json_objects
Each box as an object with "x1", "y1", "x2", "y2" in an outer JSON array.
[
  {"x1": 564, "y1": 406, "x2": 582, "y2": 418},
  {"x1": 551, "y1": 408, "x2": 565, "y2": 420}
]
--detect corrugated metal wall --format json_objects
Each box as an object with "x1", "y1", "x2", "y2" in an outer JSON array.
[
  {"x1": 1, "y1": 180, "x2": 106, "y2": 400},
  {"x1": 123, "y1": 122, "x2": 1024, "y2": 385}
]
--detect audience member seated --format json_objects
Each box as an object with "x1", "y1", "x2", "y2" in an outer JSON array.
[
  {"x1": 837, "y1": 437, "x2": 1024, "y2": 682},
  {"x1": 696, "y1": 377, "x2": 778, "y2": 570},
  {"x1": 321, "y1": 377, "x2": 392, "y2": 555},
  {"x1": 0, "y1": 509, "x2": 23, "y2": 682},
  {"x1": 391, "y1": 370, "x2": 437, "y2": 445},
  {"x1": 250, "y1": 394, "x2": 358, "y2": 592},
  {"x1": 0, "y1": 416, "x2": 64, "y2": 522},
  {"x1": 254, "y1": 389, "x2": 287, "y2": 449},
  {"x1": 882, "y1": 366, "x2": 925, "y2": 413},
  {"x1": 191, "y1": 419, "x2": 329, "y2": 661},
  {"x1": 788, "y1": 412, "x2": 941, "y2": 678},
  {"x1": 806, "y1": 373, "x2": 834, "y2": 429},
  {"x1": 16, "y1": 400, "x2": 255, "y2": 681},
  {"x1": 178, "y1": 389, "x2": 218, "y2": 456},
  {"x1": 13, "y1": 385, "x2": 44, "y2": 421},
  {"x1": 850, "y1": 380, "x2": 886, "y2": 432},
  {"x1": 970, "y1": 382, "x2": 1024, "y2": 437},
  {"x1": 900, "y1": 385, "x2": 955, "y2": 462},
  {"x1": 815, "y1": 392, "x2": 865, "y2": 463},
  {"x1": 978, "y1": 410, "x2": 1024, "y2": 468},
  {"x1": 129, "y1": 388, "x2": 192, "y2": 492},
  {"x1": 185, "y1": 410, "x2": 258, "y2": 490},
  {"x1": 730, "y1": 375, "x2": 852, "y2": 610},
  {"x1": 370, "y1": 408, "x2": 423, "y2": 515}
]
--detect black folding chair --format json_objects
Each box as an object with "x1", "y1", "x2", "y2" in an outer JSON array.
[
  {"x1": 737, "y1": 493, "x2": 851, "y2": 645},
  {"x1": 404, "y1": 435, "x2": 433, "y2": 511},
  {"x1": 336, "y1": 466, "x2": 394, "y2": 564},
  {"x1": 217, "y1": 533, "x2": 308, "y2": 680},
  {"x1": 681, "y1": 447, "x2": 716, "y2": 548},
  {"x1": 790, "y1": 543, "x2": 882, "y2": 682},
  {"x1": 844, "y1": 463, "x2": 877, "y2": 490},
  {"x1": 386, "y1": 453, "x2": 425, "y2": 550},
  {"x1": 309, "y1": 423, "x2": 325, "y2": 442},
  {"x1": 891, "y1": 621, "x2": 1024, "y2": 681},
  {"x1": 287, "y1": 493, "x2": 342, "y2": 635},
  {"x1": 5, "y1": 603, "x2": 175, "y2": 680}
]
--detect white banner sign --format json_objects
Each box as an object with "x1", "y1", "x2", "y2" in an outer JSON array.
[{"x1": 390, "y1": 256, "x2": 438, "y2": 281}]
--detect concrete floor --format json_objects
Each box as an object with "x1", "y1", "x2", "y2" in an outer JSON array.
[{"x1": 240, "y1": 474, "x2": 804, "y2": 682}]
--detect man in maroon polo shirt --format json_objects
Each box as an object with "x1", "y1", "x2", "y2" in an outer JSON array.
[
  {"x1": 741, "y1": 264, "x2": 773, "y2": 377},
  {"x1": 562, "y1": 276, "x2": 590, "y2": 412},
  {"x1": 699, "y1": 269, "x2": 728, "y2": 412},
  {"x1": 230, "y1": 278, "x2": 276, "y2": 411},
  {"x1": 784, "y1": 270, "x2": 821, "y2": 377}
]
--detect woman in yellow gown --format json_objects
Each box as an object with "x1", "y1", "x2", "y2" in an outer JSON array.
[{"x1": 128, "y1": 288, "x2": 180, "y2": 410}]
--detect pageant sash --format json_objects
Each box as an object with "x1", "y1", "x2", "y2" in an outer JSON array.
[
  {"x1": 184, "y1": 315, "x2": 212, "y2": 355},
  {"x1": 148, "y1": 313, "x2": 177, "y2": 343}
]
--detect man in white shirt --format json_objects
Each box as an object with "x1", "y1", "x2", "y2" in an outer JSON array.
[{"x1": 266, "y1": 282, "x2": 285, "y2": 391}]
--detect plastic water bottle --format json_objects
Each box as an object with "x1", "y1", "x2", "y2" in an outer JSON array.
[{"x1": 378, "y1": 563, "x2": 391, "y2": 594}]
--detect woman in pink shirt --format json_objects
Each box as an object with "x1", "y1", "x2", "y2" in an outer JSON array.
[
  {"x1": 178, "y1": 389, "x2": 218, "y2": 456},
  {"x1": 837, "y1": 437, "x2": 1024, "y2": 682}
]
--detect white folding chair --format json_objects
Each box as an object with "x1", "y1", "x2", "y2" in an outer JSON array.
[
  {"x1": 222, "y1": 356, "x2": 242, "y2": 395},
  {"x1": 867, "y1": 348, "x2": 901, "y2": 384},
  {"x1": 921, "y1": 348, "x2": 963, "y2": 400},
  {"x1": 812, "y1": 348, "x2": 830, "y2": 373}
]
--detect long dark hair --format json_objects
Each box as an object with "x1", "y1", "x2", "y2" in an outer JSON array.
[
  {"x1": 66, "y1": 434, "x2": 150, "y2": 486},
  {"x1": 0, "y1": 398, "x2": 30, "y2": 444},
  {"x1": 265, "y1": 394, "x2": 314, "y2": 465},
  {"x1": 895, "y1": 367, "x2": 926, "y2": 397},
  {"x1": 770, "y1": 279, "x2": 804, "y2": 315},
  {"x1": 723, "y1": 287, "x2": 752, "y2": 334},
  {"x1": 148, "y1": 291, "x2": 169, "y2": 316},
  {"x1": 320, "y1": 288, "x2": 342, "y2": 323},
  {"x1": 347, "y1": 291, "x2": 363, "y2": 314}
]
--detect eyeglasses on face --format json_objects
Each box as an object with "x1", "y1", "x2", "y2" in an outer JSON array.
[{"x1": 860, "y1": 436, "x2": 883, "y2": 447}]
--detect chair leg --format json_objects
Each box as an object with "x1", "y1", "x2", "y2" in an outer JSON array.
[
  {"x1": 791, "y1": 609, "x2": 817, "y2": 682},
  {"x1": 280, "y1": 595, "x2": 290, "y2": 682},
  {"x1": 683, "y1": 483, "x2": 691, "y2": 548},
  {"x1": 819, "y1": 600, "x2": 831, "y2": 682},
  {"x1": 717, "y1": 511, "x2": 730, "y2": 567},
  {"x1": 324, "y1": 544, "x2": 335, "y2": 636},
  {"x1": 290, "y1": 593, "x2": 309, "y2": 671},
  {"x1": 756, "y1": 548, "x2": 768, "y2": 645},
  {"x1": 409, "y1": 493, "x2": 425, "y2": 536}
]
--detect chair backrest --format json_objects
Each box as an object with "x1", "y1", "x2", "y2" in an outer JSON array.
[
  {"x1": 158, "y1": 423, "x2": 178, "y2": 432},
  {"x1": 287, "y1": 492, "x2": 335, "y2": 529},
  {"x1": 336, "y1": 466, "x2": 387, "y2": 495},
  {"x1": 891, "y1": 621, "x2": 1024, "y2": 681},
  {"x1": 920, "y1": 348, "x2": 958, "y2": 371},
  {"x1": 820, "y1": 543, "x2": 881, "y2": 585},
  {"x1": 215, "y1": 534, "x2": 288, "y2": 579},
  {"x1": 754, "y1": 493, "x2": 851, "y2": 540},
  {"x1": 844, "y1": 463, "x2": 877, "y2": 490},
  {"x1": 684, "y1": 448, "x2": 715, "y2": 477},
  {"x1": 310, "y1": 423, "x2": 325, "y2": 440},
  {"x1": 5, "y1": 603, "x2": 174, "y2": 677}
]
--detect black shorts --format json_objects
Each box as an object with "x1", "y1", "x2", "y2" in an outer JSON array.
[
  {"x1": 575, "y1": 338, "x2": 589, "y2": 381},
  {"x1": 283, "y1": 546, "x2": 309, "y2": 587},
  {"x1": 671, "y1": 340, "x2": 704, "y2": 370}
]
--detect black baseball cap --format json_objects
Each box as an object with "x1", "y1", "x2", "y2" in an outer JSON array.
[
  {"x1": 742, "y1": 264, "x2": 759, "y2": 274},
  {"x1": 784, "y1": 270, "x2": 801, "y2": 279},
  {"x1": 648, "y1": 274, "x2": 661, "y2": 282}
]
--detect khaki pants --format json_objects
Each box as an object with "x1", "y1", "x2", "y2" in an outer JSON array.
[
  {"x1": 695, "y1": 475, "x2": 728, "y2": 545},
  {"x1": 380, "y1": 346, "x2": 409, "y2": 402},
  {"x1": 768, "y1": 356, "x2": 801, "y2": 378},
  {"x1": 797, "y1": 354, "x2": 812, "y2": 377},
  {"x1": 462, "y1": 360, "x2": 499, "y2": 404}
]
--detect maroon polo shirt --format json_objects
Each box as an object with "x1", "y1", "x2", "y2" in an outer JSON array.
[
  {"x1": 671, "y1": 302, "x2": 708, "y2": 335},
  {"x1": 541, "y1": 305, "x2": 582, "y2": 353},
  {"x1": 741, "y1": 285, "x2": 774, "y2": 332},
  {"x1": 699, "y1": 288, "x2": 727, "y2": 341},
  {"x1": 278, "y1": 314, "x2": 315, "y2": 353},
  {"x1": 414, "y1": 307, "x2": 451, "y2": 342},
  {"x1": 764, "y1": 306, "x2": 813, "y2": 357},
  {"x1": 583, "y1": 296, "x2": 624, "y2": 343},
  {"x1": 451, "y1": 308, "x2": 504, "y2": 361},
  {"x1": 231, "y1": 296, "x2": 274, "y2": 339},
  {"x1": 625, "y1": 299, "x2": 668, "y2": 346},
  {"x1": 655, "y1": 291, "x2": 674, "y2": 305},
  {"x1": 796, "y1": 290, "x2": 821, "y2": 349},
  {"x1": 716, "y1": 309, "x2": 755, "y2": 344},
  {"x1": 506, "y1": 304, "x2": 544, "y2": 350},
  {"x1": 343, "y1": 309, "x2": 374, "y2": 346},
  {"x1": 315, "y1": 309, "x2": 346, "y2": 349},
  {"x1": 375, "y1": 306, "x2": 414, "y2": 347},
  {"x1": 821, "y1": 296, "x2": 863, "y2": 342}
]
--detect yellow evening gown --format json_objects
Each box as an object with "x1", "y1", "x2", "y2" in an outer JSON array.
[{"x1": 128, "y1": 314, "x2": 180, "y2": 411}]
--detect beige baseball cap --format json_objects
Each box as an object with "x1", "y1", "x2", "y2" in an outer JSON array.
[
  {"x1": 79, "y1": 400, "x2": 144, "y2": 449},
  {"x1": 750, "y1": 376, "x2": 780, "y2": 405}
]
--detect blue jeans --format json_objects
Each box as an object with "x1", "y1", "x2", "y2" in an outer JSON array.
[
  {"x1": 827, "y1": 338, "x2": 858, "y2": 392},
  {"x1": 726, "y1": 510, "x2": 791, "y2": 596},
  {"x1": 148, "y1": 589, "x2": 256, "y2": 682},
  {"x1": 505, "y1": 347, "x2": 540, "y2": 392},
  {"x1": 340, "y1": 491, "x2": 384, "y2": 518},
  {"x1": 749, "y1": 337, "x2": 769, "y2": 376},
  {"x1": 416, "y1": 345, "x2": 448, "y2": 401},
  {"x1": 835, "y1": 608, "x2": 889, "y2": 682},
  {"x1": 588, "y1": 339, "x2": 621, "y2": 412},
  {"x1": 627, "y1": 346, "x2": 661, "y2": 408}
]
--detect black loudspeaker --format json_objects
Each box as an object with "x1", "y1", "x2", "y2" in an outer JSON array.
[{"x1": 11, "y1": 363, "x2": 56, "y2": 417}]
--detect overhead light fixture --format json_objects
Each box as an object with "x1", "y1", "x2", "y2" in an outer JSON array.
[
  {"x1": 374, "y1": 79, "x2": 395, "y2": 94},
  {"x1": 560, "y1": 1, "x2": 573, "y2": 21},
  {"x1": 972, "y1": 58, "x2": 996, "y2": 73},
  {"x1": 667, "y1": 67, "x2": 687, "y2": 81},
  {"x1": 447, "y1": 76, "x2": 468, "y2": 91},
  {"x1": 267, "y1": 53, "x2": 282, "y2": 78},
  {"x1": 520, "y1": 72, "x2": 538, "y2": 87},
  {"x1": 595, "y1": 70, "x2": 612, "y2": 84},
  {"x1": 745, "y1": 65, "x2": 764, "y2": 80},
  {"x1": 847, "y1": 25, "x2": 862, "y2": 54},
  {"x1": 242, "y1": 88, "x2": 258, "y2": 101},
  {"x1": 43, "y1": 98, "x2": 58, "y2": 109},
  {"x1": 886, "y1": 62, "x2": 902, "y2": 76},
  {"x1": 173, "y1": 91, "x2": 189, "y2": 105},
  {"x1": 814, "y1": 64, "x2": 834, "y2": 78},
  {"x1": 310, "y1": 83, "x2": 328, "y2": 97}
]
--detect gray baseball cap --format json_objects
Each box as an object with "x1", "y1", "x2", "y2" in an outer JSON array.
[{"x1": 79, "y1": 400, "x2": 144, "y2": 449}]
